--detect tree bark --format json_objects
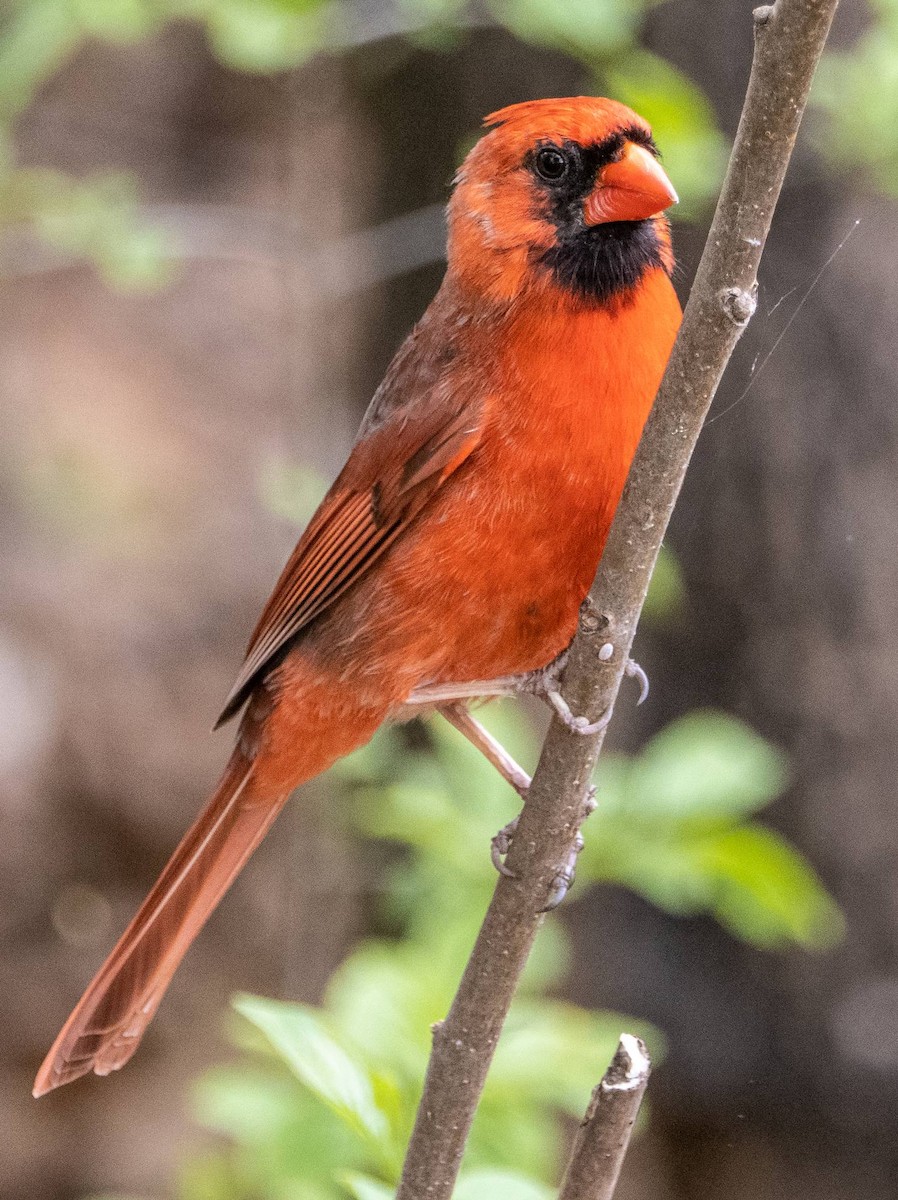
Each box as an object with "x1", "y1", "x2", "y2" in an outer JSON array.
[
  {"x1": 558, "y1": 1035, "x2": 651, "y2": 1200},
  {"x1": 396, "y1": 3, "x2": 839, "y2": 1197}
]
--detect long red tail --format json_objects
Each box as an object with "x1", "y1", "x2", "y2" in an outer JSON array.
[{"x1": 33, "y1": 753, "x2": 287, "y2": 1096}]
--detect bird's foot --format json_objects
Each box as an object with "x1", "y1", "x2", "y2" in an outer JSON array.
[
  {"x1": 524, "y1": 646, "x2": 650, "y2": 733},
  {"x1": 541, "y1": 787, "x2": 597, "y2": 909},
  {"x1": 545, "y1": 688, "x2": 612, "y2": 735},
  {"x1": 625, "y1": 657, "x2": 650, "y2": 705},
  {"x1": 523, "y1": 652, "x2": 608, "y2": 733},
  {"x1": 491, "y1": 816, "x2": 520, "y2": 878},
  {"x1": 492, "y1": 785, "x2": 597, "y2": 909},
  {"x1": 541, "y1": 831, "x2": 586, "y2": 911}
]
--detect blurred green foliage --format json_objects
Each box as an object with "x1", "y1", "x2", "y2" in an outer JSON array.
[
  {"x1": 812, "y1": 0, "x2": 898, "y2": 197},
  {"x1": 258, "y1": 457, "x2": 329, "y2": 528},
  {"x1": 10, "y1": 4, "x2": 856, "y2": 1196},
  {"x1": 0, "y1": 0, "x2": 711, "y2": 280},
  {"x1": 3, "y1": 0, "x2": 893, "y2": 282},
  {"x1": 0, "y1": 0, "x2": 183, "y2": 284},
  {"x1": 167, "y1": 703, "x2": 841, "y2": 1200},
  {"x1": 638, "y1": 542, "x2": 685, "y2": 625}
]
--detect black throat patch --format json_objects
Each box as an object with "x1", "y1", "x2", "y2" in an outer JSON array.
[
  {"x1": 541, "y1": 220, "x2": 667, "y2": 305},
  {"x1": 531, "y1": 130, "x2": 670, "y2": 304}
]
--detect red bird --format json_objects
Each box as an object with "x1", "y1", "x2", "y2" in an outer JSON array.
[{"x1": 34, "y1": 96, "x2": 680, "y2": 1095}]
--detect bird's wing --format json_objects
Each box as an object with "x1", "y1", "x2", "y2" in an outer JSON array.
[{"x1": 216, "y1": 397, "x2": 483, "y2": 725}]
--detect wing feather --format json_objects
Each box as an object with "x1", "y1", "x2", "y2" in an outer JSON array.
[{"x1": 215, "y1": 401, "x2": 482, "y2": 726}]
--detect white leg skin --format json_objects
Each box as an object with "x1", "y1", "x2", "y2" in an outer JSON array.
[{"x1": 438, "y1": 702, "x2": 531, "y2": 796}]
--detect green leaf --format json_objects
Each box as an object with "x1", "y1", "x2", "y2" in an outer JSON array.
[
  {"x1": 455, "y1": 1169, "x2": 553, "y2": 1200},
  {"x1": 326, "y1": 940, "x2": 455, "y2": 1082},
  {"x1": 233, "y1": 994, "x2": 392, "y2": 1152},
  {"x1": 578, "y1": 821, "x2": 719, "y2": 913},
  {"x1": 0, "y1": 0, "x2": 81, "y2": 120},
  {"x1": 642, "y1": 542, "x2": 686, "y2": 624},
  {"x1": 577, "y1": 711, "x2": 844, "y2": 951},
  {"x1": 21, "y1": 169, "x2": 173, "y2": 288},
  {"x1": 205, "y1": 0, "x2": 340, "y2": 72},
  {"x1": 623, "y1": 711, "x2": 788, "y2": 822},
  {"x1": 98, "y1": 222, "x2": 174, "y2": 288},
  {"x1": 341, "y1": 1174, "x2": 395, "y2": 1200},
  {"x1": 397, "y1": 0, "x2": 470, "y2": 22},
  {"x1": 487, "y1": 0, "x2": 645, "y2": 55},
  {"x1": 465, "y1": 1097, "x2": 560, "y2": 1181},
  {"x1": 813, "y1": 24, "x2": 898, "y2": 195},
  {"x1": 606, "y1": 50, "x2": 729, "y2": 218},
  {"x1": 697, "y1": 825, "x2": 845, "y2": 950},
  {"x1": 71, "y1": 0, "x2": 160, "y2": 42},
  {"x1": 192, "y1": 1065, "x2": 300, "y2": 1140},
  {"x1": 192, "y1": 1062, "x2": 365, "y2": 1194},
  {"x1": 176, "y1": 1151, "x2": 242, "y2": 1200},
  {"x1": 488, "y1": 1000, "x2": 661, "y2": 1117}
]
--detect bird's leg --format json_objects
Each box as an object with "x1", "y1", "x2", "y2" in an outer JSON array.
[
  {"x1": 437, "y1": 702, "x2": 599, "y2": 904},
  {"x1": 405, "y1": 685, "x2": 535, "y2": 878},
  {"x1": 438, "y1": 702, "x2": 531, "y2": 797},
  {"x1": 407, "y1": 676, "x2": 524, "y2": 706},
  {"x1": 438, "y1": 702, "x2": 532, "y2": 880},
  {"x1": 523, "y1": 647, "x2": 650, "y2": 735},
  {"x1": 414, "y1": 647, "x2": 648, "y2": 894},
  {"x1": 406, "y1": 679, "x2": 531, "y2": 874}
]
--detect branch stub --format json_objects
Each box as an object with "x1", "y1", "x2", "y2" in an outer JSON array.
[{"x1": 720, "y1": 285, "x2": 757, "y2": 325}]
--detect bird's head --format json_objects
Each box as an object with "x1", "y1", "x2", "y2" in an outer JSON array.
[{"x1": 448, "y1": 96, "x2": 678, "y2": 306}]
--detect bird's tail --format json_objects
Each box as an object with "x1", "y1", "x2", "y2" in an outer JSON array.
[{"x1": 33, "y1": 752, "x2": 287, "y2": 1096}]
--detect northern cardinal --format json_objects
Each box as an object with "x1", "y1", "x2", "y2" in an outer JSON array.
[{"x1": 34, "y1": 96, "x2": 680, "y2": 1095}]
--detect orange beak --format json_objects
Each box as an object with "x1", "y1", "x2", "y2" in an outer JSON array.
[{"x1": 583, "y1": 142, "x2": 678, "y2": 226}]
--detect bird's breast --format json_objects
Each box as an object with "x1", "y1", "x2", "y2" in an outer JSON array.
[
  {"x1": 315, "y1": 269, "x2": 680, "y2": 697},
  {"x1": 383, "y1": 272, "x2": 678, "y2": 684}
]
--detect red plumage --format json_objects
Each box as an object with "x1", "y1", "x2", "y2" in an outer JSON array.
[{"x1": 35, "y1": 96, "x2": 680, "y2": 1096}]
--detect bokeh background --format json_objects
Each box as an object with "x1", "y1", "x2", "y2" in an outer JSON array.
[{"x1": 2, "y1": 1, "x2": 897, "y2": 1197}]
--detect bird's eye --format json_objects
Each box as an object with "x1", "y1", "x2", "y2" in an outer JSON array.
[{"x1": 534, "y1": 147, "x2": 568, "y2": 182}]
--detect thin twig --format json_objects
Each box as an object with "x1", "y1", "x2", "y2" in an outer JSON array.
[
  {"x1": 558, "y1": 1035, "x2": 651, "y2": 1200},
  {"x1": 396, "y1": 4, "x2": 840, "y2": 1197}
]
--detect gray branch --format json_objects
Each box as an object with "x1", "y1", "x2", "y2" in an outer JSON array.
[
  {"x1": 558, "y1": 1035, "x2": 651, "y2": 1200},
  {"x1": 395, "y1": 3, "x2": 840, "y2": 1198}
]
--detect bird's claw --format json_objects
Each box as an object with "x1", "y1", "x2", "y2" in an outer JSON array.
[
  {"x1": 491, "y1": 816, "x2": 520, "y2": 878},
  {"x1": 529, "y1": 647, "x2": 649, "y2": 732},
  {"x1": 493, "y1": 787, "x2": 595, "y2": 900},
  {"x1": 625, "y1": 658, "x2": 650, "y2": 705},
  {"x1": 545, "y1": 688, "x2": 612, "y2": 736},
  {"x1": 541, "y1": 832, "x2": 585, "y2": 911}
]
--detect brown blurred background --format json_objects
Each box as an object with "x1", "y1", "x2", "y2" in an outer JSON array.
[{"x1": 1, "y1": 1, "x2": 897, "y2": 1197}]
